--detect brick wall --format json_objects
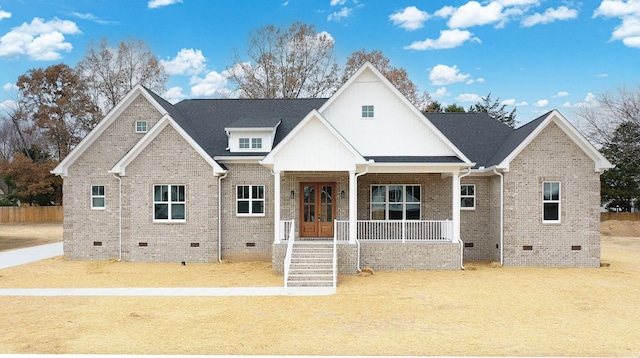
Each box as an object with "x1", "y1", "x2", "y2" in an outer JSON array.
[
  {"x1": 460, "y1": 176, "x2": 500, "y2": 262},
  {"x1": 503, "y1": 122, "x2": 601, "y2": 267},
  {"x1": 64, "y1": 94, "x2": 164, "y2": 261}
]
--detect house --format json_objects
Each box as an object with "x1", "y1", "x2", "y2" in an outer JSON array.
[{"x1": 52, "y1": 63, "x2": 612, "y2": 278}]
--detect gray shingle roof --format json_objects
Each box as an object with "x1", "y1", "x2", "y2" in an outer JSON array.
[{"x1": 427, "y1": 112, "x2": 549, "y2": 168}]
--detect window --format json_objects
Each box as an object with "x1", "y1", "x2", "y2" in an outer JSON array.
[
  {"x1": 251, "y1": 138, "x2": 262, "y2": 149},
  {"x1": 362, "y1": 105, "x2": 374, "y2": 118},
  {"x1": 154, "y1": 185, "x2": 185, "y2": 222},
  {"x1": 135, "y1": 120, "x2": 148, "y2": 133},
  {"x1": 543, "y1": 181, "x2": 560, "y2": 223},
  {"x1": 239, "y1": 138, "x2": 250, "y2": 149},
  {"x1": 461, "y1": 184, "x2": 476, "y2": 210},
  {"x1": 237, "y1": 185, "x2": 265, "y2": 216},
  {"x1": 91, "y1": 185, "x2": 105, "y2": 210},
  {"x1": 370, "y1": 185, "x2": 420, "y2": 220}
]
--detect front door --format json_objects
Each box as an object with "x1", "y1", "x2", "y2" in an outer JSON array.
[{"x1": 300, "y1": 183, "x2": 335, "y2": 237}]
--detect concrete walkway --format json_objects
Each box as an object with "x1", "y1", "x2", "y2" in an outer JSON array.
[{"x1": 0, "y1": 243, "x2": 336, "y2": 296}]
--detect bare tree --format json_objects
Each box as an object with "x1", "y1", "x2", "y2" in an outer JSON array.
[
  {"x1": 227, "y1": 22, "x2": 341, "y2": 99},
  {"x1": 76, "y1": 38, "x2": 168, "y2": 124},
  {"x1": 577, "y1": 85, "x2": 640, "y2": 147},
  {"x1": 341, "y1": 49, "x2": 431, "y2": 111}
]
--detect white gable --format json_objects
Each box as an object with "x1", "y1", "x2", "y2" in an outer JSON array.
[
  {"x1": 319, "y1": 65, "x2": 466, "y2": 160},
  {"x1": 261, "y1": 111, "x2": 366, "y2": 172}
]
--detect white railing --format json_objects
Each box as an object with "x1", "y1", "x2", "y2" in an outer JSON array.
[
  {"x1": 283, "y1": 219, "x2": 295, "y2": 287},
  {"x1": 280, "y1": 219, "x2": 294, "y2": 242},
  {"x1": 332, "y1": 220, "x2": 338, "y2": 288},
  {"x1": 334, "y1": 220, "x2": 454, "y2": 242}
]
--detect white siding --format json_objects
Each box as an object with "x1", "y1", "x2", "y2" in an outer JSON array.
[
  {"x1": 321, "y1": 68, "x2": 456, "y2": 157},
  {"x1": 228, "y1": 130, "x2": 274, "y2": 152},
  {"x1": 273, "y1": 116, "x2": 358, "y2": 171}
]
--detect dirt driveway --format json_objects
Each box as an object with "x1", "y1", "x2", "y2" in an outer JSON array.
[{"x1": 0, "y1": 221, "x2": 638, "y2": 356}]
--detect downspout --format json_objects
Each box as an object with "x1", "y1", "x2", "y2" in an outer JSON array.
[
  {"x1": 458, "y1": 168, "x2": 472, "y2": 270},
  {"x1": 111, "y1": 173, "x2": 122, "y2": 262},
  {"x1": 354, "y1": 160, "x2": 373, "y2": 272},
  {"x1": 493, "y1": 168, "x2": 504, "y2": 266},
  {"x1": 217, "y1": 172, "x2": 228, "y2": 262}
]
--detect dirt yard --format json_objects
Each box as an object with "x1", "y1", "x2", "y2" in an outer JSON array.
[
  {"x1": 0, "y1": 223, "x2": 62, "y2": 252},
  {"x1": 0, "y1": 221, "x2": 638, "y2": 356}
]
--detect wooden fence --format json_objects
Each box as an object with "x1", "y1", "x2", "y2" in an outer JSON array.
[
  {"x1": 601, "y1": 212, "x2": 640, "y2": 221},
  {"x1": 0, "y1": 206, "x2": 63, "y2": 223}
]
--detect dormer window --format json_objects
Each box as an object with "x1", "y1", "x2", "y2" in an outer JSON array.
[
  {"x1": 362, "y1": 105, "x2": 374, "y2": 118},
  {"x1": 225, "y1": 118, "x2": 281, "y2": 153},
  {"x1": 239, "y1": 138, "x2": 250, "y2": 149},
  {"x1": 252, "y1": 138, "x2": 262, "y2": 149},
  {"x1": 135, "y1": 120, "x2": 148, "y2": 133}
]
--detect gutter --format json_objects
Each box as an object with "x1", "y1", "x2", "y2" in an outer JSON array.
[
  {"x1": 458, "y1": 168, "x2": 472, "y2": 270},
  {"x1": 111, "y1": 173, "x2": 122, "y2": 262},
  {"x1": 217, "y1": 172, "x2": 228, "y2": 262},
  {"x1": 493, "y1": 168, "x2": 504, "y2": 266}
]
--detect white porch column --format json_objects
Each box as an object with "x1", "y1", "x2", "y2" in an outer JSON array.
[
  {"x1": 452, "y1": 171, "x2": 461, "y2": 243},
  {"x1": 349, "y1": 170, "x2": 356, "y2": 244},
  {"x1": 274, "y1": 170, "x2": 281, "y2": 244}
]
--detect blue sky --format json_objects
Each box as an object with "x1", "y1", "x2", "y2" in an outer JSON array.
[{"x1": 0, "y1": 0, "x2": 639, "y2": 125}]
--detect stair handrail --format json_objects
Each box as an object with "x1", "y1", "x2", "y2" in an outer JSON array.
[{"x1": 283, "y1": 219, "x2": 295, "y2": 287}]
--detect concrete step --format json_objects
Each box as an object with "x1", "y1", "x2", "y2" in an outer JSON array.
[{"x1": 287, "y1": 280, "x2": 334, "y2": 287}]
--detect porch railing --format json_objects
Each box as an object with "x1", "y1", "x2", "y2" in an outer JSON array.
[
  {"x1": 283, "y1": 219, "x2": 295, "y2": 287},
  {"x1": 280, "y1": 219, "x2": 294, "y2": 242},
  {"x1": 334, "y1": 220, "x2": 453, "y2": 242}
]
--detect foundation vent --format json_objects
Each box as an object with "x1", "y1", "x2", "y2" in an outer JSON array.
[
  {"x1": 139, "y1": 242, "x2": 148, "y2": 247},
  {"x1": 190, "y1": 242, "x2": 200, "y2": 248},
  {"x1": 93, "y1": 241, "x2": 102, "y2": 247},
  {"x1": 246, "y1": 242, "x2": 256, "y2": 248},
  {"x1": 571, "y1": 245, "x2": 582, "y2": 251},
  {"x1": 523, "y1": 245, "x2": 533, "y2": 251},
  {"x1": 464, "y1": 242, "x2": 474, "y2": 248}
]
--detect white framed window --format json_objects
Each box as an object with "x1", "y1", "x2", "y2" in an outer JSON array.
[
  {"x1": 461, "y1": 184, "x2": 476, "y2": 210},
  {"x1": 370, "y1": 185, "x2": 420, "y2": 220},
  {"x1": 91, "y1": 185, "x2": 105, "y2": 210},
  {"x1": 239, "y1": 138, "x2": 250, "y2": 149},
  {"x1": 543, "y1": 181, "x2": 560, "y2": 223},
  {"x1": 154, "y1": 185, "x2": 186, "y2": 222},
  {"x1": 135, "y1": 120, "x2": 148, "y2": 133},
  {"x1": 251, "y1": 138, "x2": 262, "y2": 149},
  {"x1": 237, "y1": 185, "x2": 265, "y2": 216},
  {"x1": 362, "y1": 105, "x2": 374, "y2": 118}
]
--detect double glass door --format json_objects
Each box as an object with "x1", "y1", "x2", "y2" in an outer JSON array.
[{"x1": 300, "y1": 183, "x2": 335, "y2": 237}]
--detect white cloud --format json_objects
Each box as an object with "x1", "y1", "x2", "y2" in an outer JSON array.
[
  {"x1": 330, "y1": 0, "x2": 346, "y2": 6},
  {"x1": 456, "y1": 93, "x2": 482, "y2": 102},
  {"x1": 562, "y1": 101, "x2": 572, "y2": 108},
  {"x1": 327, "y1": 7, "x2": 352, "y2": 21},
  {"x1": 432, "y1": 87, "x2": 450, "y2": 98},
  {"x1": 0, "y1": 99, "x2": 16, "y2": 113},
  {"x1": 444, "y1": 1, "x2": 506, "y2": 29},
  {"x1": 164, "y1": 86, "x2": 187, "y2": 104},
  {"x1": 0, "y1": 7, "x2": 11, "y2": 21},
  {"x1": 594, "y1": 0, "x2": 640, "y2": 48},
  {"x1": 148, "y1": 0, "x2": 183, "y2": 9},
  {"x1": 562, "y1": 93, "x2": 598, "y2": 108},
  {"x1": 429, "y1": 64, "x2": 471, "y2": 85},
  {"x1": 495, "y1": 0, "x2": 540, "y2": 5},
  {"x1": 190, "y1": 70, "x2": 231, "y2": 97},
  {"x1": 521, "y1": 6, "x2": 578, "y2": 27},
  {"x1": 533, "y1": 99, "x2": 549, "y2": 107},
  {"x1": 389, "y1": 6, "x2": 430, "y2": 31},
  {"x1": 404, "y1": 29, "x2": 480, "y2": 50},
  {"x1": 161, "y1": 48, "x2": 207, "y2": 76},
  {"x1": 2, "y1": 82, "x2": 16, "y2": 91},
  {"x1": 552, "y1": 91, "x2": 569, "y2": 98},
  {"x1": 501, "y1": 98, "x2": 528, "y2": 106},
  {"x1": 466, "y1": 77, "x2": 485, "y2": 84},
  {"x1": 0, "y1": 17, "x2": 80, "y2": 60}
]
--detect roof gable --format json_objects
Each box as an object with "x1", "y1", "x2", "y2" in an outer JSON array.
[
  {"x1": 109, "y1": 115, "x2": 226, "y2": 176},
  {"x1": 496, "y1": 110, "x2": 613, "y2": 172},
  {"x1": 317, "y1": 63, "x2": 472, "y2": 163},
  {"x1": 52, "y1": 85, "x2": 169, "y2": 176},
  {"x1": 260, "y1": 110, "x2": 367, "y2": 171}
]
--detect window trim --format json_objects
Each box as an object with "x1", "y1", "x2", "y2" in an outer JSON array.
[
  {"x1": 369, "y1": 184, "x2": 421, "y2": 220},
  {"x1": 542, "y1": 181, "x2": 561, "y2": 224},
  {"x1": 91, "y1": 185, "x2": 105, "y2": 210},
  {"x1": 236, "y1": 185, "x2": 266, "y2": 217},
  {"x1": 251, "y1": 138, "x2": 262, "y2": 149},
  {"x1": 460, "y1": 184, "x2": 476, "y2": 210},
  {"x1": 362, "y1": 105, "x2": 374, "y2": 118},
  {"x1": 153, "y1": 184, "x2": 186, "y2": 223},
  {"x1": 239, "y1": 137, "x2": 250, "y2": 149},
  {"x1": 135, "y1": 120, "x2": 148, "y2": 133}
]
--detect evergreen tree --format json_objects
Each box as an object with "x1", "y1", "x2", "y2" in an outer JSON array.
[
  {"x1": 468, "y1": 93, "x2": 516, "y2": 128},
  {"x1": 600, "y1": 121, "x2": 640, "y2": 211}
]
